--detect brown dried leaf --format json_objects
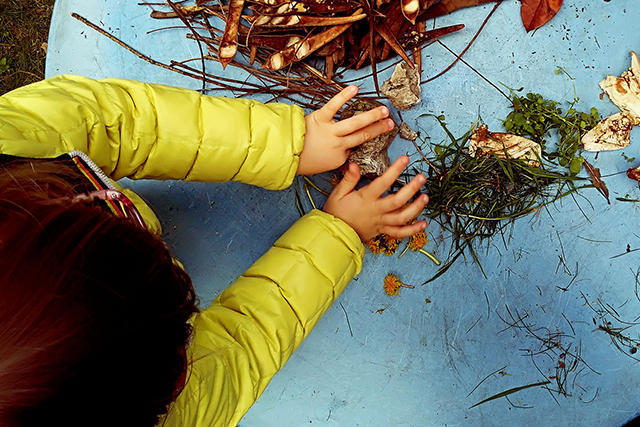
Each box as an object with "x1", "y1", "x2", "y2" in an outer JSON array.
[
  {"x1": 583, "y1": 160, "x2": 610, "y2": 204},
  {"x1": 520, "y1": 0, "x2": 563, "y2": 32},
  {"x1": 377, "y1": 25, "x2": 415, "y2": 68},
  {"x1": 420, "y1": 0, "x2": 498, "y2": 21},
  {"x1": 627, "y1": 165, "x2": 640, "y2": 181}
]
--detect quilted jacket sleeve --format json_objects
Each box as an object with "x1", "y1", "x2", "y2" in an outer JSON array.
[
  {"x1": 0, "y1": 75, "x2": 305, "y2": 190},
  {"x1": 160, "y1": 210, "x2": 365, "y2": 427}
]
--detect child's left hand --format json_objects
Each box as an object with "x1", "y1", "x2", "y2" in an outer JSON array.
[{"x1": 297, "y1": 85, "x2": 395, "y2": 175}]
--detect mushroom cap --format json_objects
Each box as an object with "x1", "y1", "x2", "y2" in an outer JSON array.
[{"x1": 469, "y1": 124, "x2": 542, "y2": 166}]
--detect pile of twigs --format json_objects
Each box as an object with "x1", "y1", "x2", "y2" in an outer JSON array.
[
  {"x1": 135, "y1": 0, "x2": 500, "y2": 106},
  {"x1": 72, "y1": 1, "x2": 503, "y2": 108}
]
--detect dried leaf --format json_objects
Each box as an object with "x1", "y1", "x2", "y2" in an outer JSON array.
[
  {"x1": 420, "y1": 0, "x2": 498, "y2": 21},
  {"x1": 583, "y1": 159, "x2": 610, "y2": 204},
  {"x1": 627, "y1": 165, "x2": 640, "y2": 181},
  {"x1": 520, "y1": 0, "x2": 563, "y2": 32}
]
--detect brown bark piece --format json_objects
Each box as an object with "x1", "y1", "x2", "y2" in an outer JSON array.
[
  {"x1": 341, "y1": 100, "x2": 399, "y2": 176},
  {"x1": 381, "y1": 62, "x2": 421, "y2": 110}
]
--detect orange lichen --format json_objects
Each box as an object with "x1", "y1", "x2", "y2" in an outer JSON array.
[{"x1": 383, "y1": 273, "x2": 414, "y2": 296}]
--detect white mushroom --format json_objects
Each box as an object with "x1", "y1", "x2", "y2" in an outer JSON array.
[
  {"x1": 582, "y1": 111, "x2": 635, "y2": 151},
  {"x1": 598, "y1": 51, "x2": 640, "y2": 123},
  {"x1": 582, "y1": 51, "x2": 640, "y2": 152},
  {"x1": 469, "y1": 124, "x2": 542, "y2": 167}
]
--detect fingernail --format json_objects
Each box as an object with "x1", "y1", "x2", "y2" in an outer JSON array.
[
  {"x1": 421, "y1": 222, "x2": 428, "y2": 229},
  {"x1": 386, "y1": 119, "x2": 394, "y2": 130},
  {"x1": 421, "y1": 194, "x2": 428, "y2": 202},
  {"x1": 401, "y1": 155, "x2": 410, "y2": 165},
  {"x1": 417, "y1": 174, "x2": 426, "y2": 184},
  {"x1": 380, "y1": 106, "x2": 389, "y2": 116},
  {"x1": 349, "y1": 85, "x2": 358, "y2": 94}
]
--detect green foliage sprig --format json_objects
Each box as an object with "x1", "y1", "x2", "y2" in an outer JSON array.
[{"x1": 503, "y1": 71, "x2": 600, "y2": 175}]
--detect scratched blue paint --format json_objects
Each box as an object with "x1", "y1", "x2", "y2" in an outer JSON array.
[{"x1": 47, "y1": 1, "x2": 640, "y2": 425}]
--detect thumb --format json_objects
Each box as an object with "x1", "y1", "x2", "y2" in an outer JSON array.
[{"x1": 333, "y1": 163, "x2": 360, "y2": 198}]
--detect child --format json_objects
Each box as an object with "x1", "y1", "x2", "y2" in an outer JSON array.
[{"x1": 0, "y1": 75, "x2": 428, "y2": 426}]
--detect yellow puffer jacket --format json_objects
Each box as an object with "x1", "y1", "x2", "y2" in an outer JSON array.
[{"x1": 0, "y1": 75, "x2": 365, "y2": 426}]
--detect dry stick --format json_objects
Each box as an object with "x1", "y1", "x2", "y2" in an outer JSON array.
[
  {"x1": 466, "y1": 365, "x2": 507, "y2": 398},
  {"x1": 71, "y1": 12, "x2": 279, "y2": 98},
  {"x1": 147, "y1": 24, "x2": 209, "y2": 34},
  {"x1": 339, "y1": 302, "x2": 354, "y2": 337},
  {"x1": 409, "y1": 135, "x2": 442, "y2": 175},
  {"x1": 421, "y1": 0, "x2": 502, "y2": 84},
  {"x1": 435, "y1": 40, "x2": 513, "y2": 107},
  {"x1": 167, "y1": 0, "x2": 207, "y2": 91},
  {"x1": 71, "y1": 13, "x2": 217, "y2": 84},
  {"x1": 364, "y1": 0, "x2": 380, "y2": 94}
]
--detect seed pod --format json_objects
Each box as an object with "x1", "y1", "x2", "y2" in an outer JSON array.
[
  {"x1": 263, "y1": 11, "x2": 364, "y2": 71},
  {"x1": 401, "y1": 0, "x2": 420, "y2": 25},
  {"x1": 219, "y1": 0, "x2": 245, "y2": 68}
]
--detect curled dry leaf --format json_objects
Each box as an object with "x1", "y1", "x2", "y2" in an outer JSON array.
[
  {"x1": 469, "y1": 124, "x2": 542, "y2": 166},
  {"x1": 582, "y1": 112, "x2": 635, "y2": 152},
  {"x1": 582, "y1": 159, "x2": 610, "y2": 204},
  {"x1": 599, "y1": 51, "x2": 640, "y2": 121},
  {"x1": 520, "y1": 0, "x2": 563, "y2": 32},
  {"x1": 420, "y1": 0, "x2": 497, "y2": 21},
  {"x1": 627, "y1": 165, "x2": 640, "y2": 181}
]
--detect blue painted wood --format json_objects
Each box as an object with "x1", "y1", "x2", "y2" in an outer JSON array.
[{"x1": 47, "y1": 1, "x2": 640, "y2": 425}]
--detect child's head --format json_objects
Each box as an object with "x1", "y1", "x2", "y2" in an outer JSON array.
[{"x1": 0, "y1": 160, "x2": 199, "y2": 426}]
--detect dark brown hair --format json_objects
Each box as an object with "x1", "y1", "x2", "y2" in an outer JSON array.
[{"x1": 0, "y1": 159, "x2": 199, "y2": 426}]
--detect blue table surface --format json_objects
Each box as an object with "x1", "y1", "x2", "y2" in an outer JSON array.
[{"x1": 47, "y1": 1, "x2": 640, "y2": 425}]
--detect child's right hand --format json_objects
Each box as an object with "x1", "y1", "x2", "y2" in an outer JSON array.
[{"x1": 323, "y1": 155, "x2": 429, "y2": 242}]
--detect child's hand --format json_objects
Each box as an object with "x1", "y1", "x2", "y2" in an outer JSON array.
[
  {"x1": 297, "y1": 85, "x2": 394, "y2": 175},
  {"x1": 323, "y1": 155, "x2": 429, "y2": 242}
]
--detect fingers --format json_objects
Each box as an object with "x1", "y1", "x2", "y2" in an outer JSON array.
[
  {"x1": 379, "y1": 173, "x2": 426, "y2": 211},
  {"x1": 331, "y1": 163, "x2": 360, "y2": 199},
  {"x1": 364, "y1": 156, "x2": 409, "y2": 198},
  {"x1": 381, "y1": 220, "x2": 428, "y2": 240},
  {"x1": 318, "y1": 85, "x2": 358, "y2": 121},
  {"x1": 382, "y1": 194, "x2": 429, "y2": 226},
  {"x1": 333, "y1": 105, "x2": 390, "y2": 137},
  {"x1": 341, "y1": 119, "x2": 395, "y2": 148}
]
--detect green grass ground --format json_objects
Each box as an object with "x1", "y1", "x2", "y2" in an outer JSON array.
[{"x1": 0, "y1": 0, "x2": 55, "y2": 95}]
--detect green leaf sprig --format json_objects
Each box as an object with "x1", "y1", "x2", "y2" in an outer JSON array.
[{"x1": 503, "y1": 71, "x2": 600, "y2": 175}]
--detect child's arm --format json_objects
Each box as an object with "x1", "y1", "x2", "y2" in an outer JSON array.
[
  {"x1": 177, "y1": 159, "x2": 427, "y2": 426},
  {"x1": 0, "y1": 75, "x2": 389, "y2": 190}
]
